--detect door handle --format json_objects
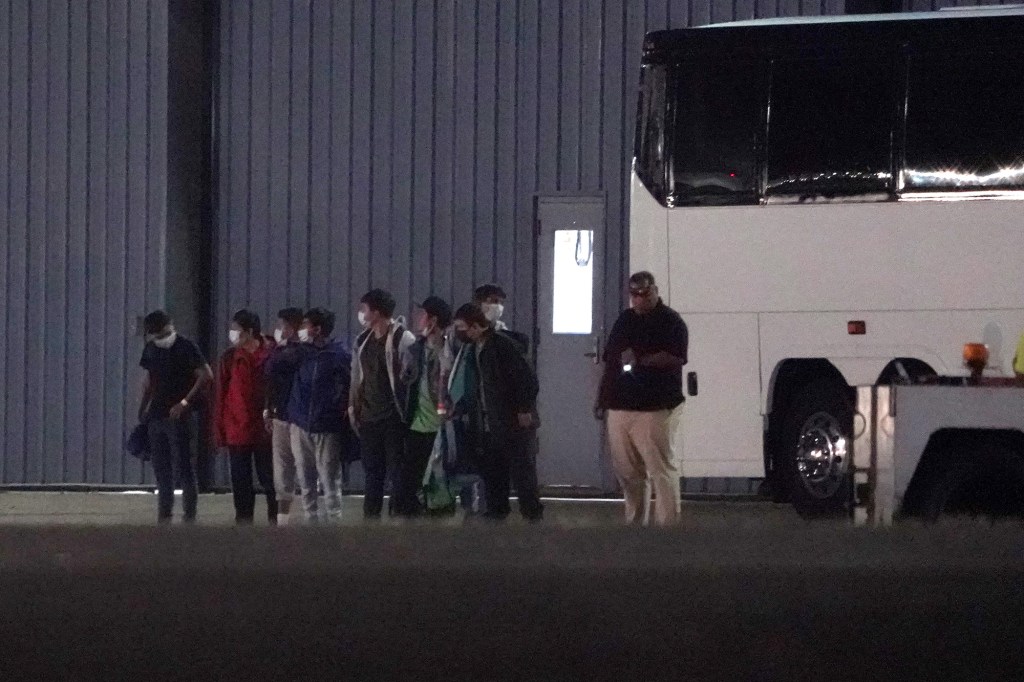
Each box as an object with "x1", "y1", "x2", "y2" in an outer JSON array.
[
  {"x1": 687, "y1": 372, "x2": 698, "y2": 397},
  {"x1": 583, "y1": 335, "x2": 601, "y2": 364}
]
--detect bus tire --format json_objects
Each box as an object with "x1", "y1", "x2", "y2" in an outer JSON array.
[
  {"x1": 914, "y1": 443, "x2": 1024, "y2": 522},
  {"x1": 781, "y1": 379, "x2": 854, "y2": 518}
]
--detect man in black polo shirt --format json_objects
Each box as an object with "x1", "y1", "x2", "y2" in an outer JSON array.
[
  {"x1": 138, "y1": 310, "x2": 213, "y2": 523},
  {"x1": 596, "y1": 272, "x2": 687, "y2": 526}
]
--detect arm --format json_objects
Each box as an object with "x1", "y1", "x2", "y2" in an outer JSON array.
[
  {"x1": 170, "y1": 364, "x2": 213, "y2": 420},
  {"x1": 602, "y1": 315, "x2": 628, "y2": 366},
  {"x1": 398, "y1": 329, "x2": 417, "y2": 355},
  {"x1": 265, "y1": 343, "x2": 303, "y2": 376},
  {"x1": 638, "y1": 351, "x2": 685, "y2": 370},
  {"x1": 348, "y1": 345, "x2": 362, "y2": 430},
  {"x1": 399, "y1": 340, "x2": 418, "y2": 387},
  {"x1": 502, "y1": 340, "x2": 538, "y2": 427},
  {"x1": 595, "y1": 315, "x2": 627, "y2": 417},
  {"x1": 138, "y1": 372, "x2": 154, "y2": 423},
  {"x1": 638, "y1": 315, "x2": 688, "y2": 369}
]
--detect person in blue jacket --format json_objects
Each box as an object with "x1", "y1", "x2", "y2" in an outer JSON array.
[{"x1": 286, "y1": 307, "x2": 353, "y2": 521}]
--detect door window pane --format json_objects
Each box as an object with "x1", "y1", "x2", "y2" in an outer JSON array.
[
  {"x1": 904, "y1": 50, "x2": 1024, "y2": 191},
  {"x1": 669, "y1": 60, "x2": 763, "y2": 206},
  {"x1": 552, "y1": 230, "x2": 593, "y2": 335},
  {"x1": 767, "y1": 57, "x2": 895, "y2": 199}
]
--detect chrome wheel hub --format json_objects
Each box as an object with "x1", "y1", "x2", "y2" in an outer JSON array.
[{"x1": 795, "y1": 411, "x2": 848, "y2": 499}]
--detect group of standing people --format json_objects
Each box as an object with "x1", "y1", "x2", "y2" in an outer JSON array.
[
  {"x1": 136, "y1": 284, "x2": 544, "y2": 525},
  {"x1": 136, "y1": 271, "x2": 687, "y2": 528}
]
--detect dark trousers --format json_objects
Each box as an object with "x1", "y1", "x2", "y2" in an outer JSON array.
[
  {"x1": 148, "y1": 417, "x2": 198, "y2": 522},
  {"x1": 480, "y1": 429, "x2": 544, "y2": 520},
  {"x1": 360, "y1": 417, "x2": 405, "y2": 517},
  {"x1": 397, "y1": 429, "x2": 437, "y2": 515},
  {"x1": 228, "y1": 445, "x2": 278, "y2": 524}
]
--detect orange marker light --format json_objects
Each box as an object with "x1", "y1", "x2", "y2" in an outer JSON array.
[
  {"x1": 848, "y1": 321, "x2": 866, "y2": 335},
  {"x1": 963, "y1": 343, "x2": 989, "y2": 374}
]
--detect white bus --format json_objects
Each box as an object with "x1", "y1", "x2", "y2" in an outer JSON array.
[{"x1": 630, "y1": 7, "x2": 1024, "y2": 515}]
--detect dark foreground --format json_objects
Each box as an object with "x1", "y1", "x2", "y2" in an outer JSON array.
[{"x1": 1, "y1": 523, "x2": 1023, "y2": 680}]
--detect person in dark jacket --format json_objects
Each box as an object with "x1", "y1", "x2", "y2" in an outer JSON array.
[
  {"x1": 473, "y1": 283, "x2": 531, "y2": 360},
  {"x1": 396, "y1": 296, "x2": 454, "y2": 516},
  {"x1": 595, "y1": 271, "x2": 687, "y2": 527},
  {"x1": 452, "y1": 303, "x2": 543, "y2": 522},
  {"x1": 349, "y1": 289, "x2": 416, "y2": 519},
  {"x1": 138, "y1": 310, "x2": 213, "y2": 524},
  {"x1": 214, "y1": 309, "x2": 277, "y2": 525},
  {"x1": 263, "y1": 307, "x2": 305, "y2": 524},
  {"x1": 286, "y1": 308, "x2": 352, "y2": 521}
]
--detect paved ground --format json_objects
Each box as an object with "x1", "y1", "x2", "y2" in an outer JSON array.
[
  {"x1": 0, "y1": 489, "x2": 793, "y2": 526},
  {"x1": 1, "y1": 492, "x2": 1023, "y2": 680}
]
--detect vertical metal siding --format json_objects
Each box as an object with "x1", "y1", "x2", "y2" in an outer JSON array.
[
  {"x1": 214, "y1": 0, "x2": 856, "y2": 354},
  {"x1": 0, "y1": 0, "x2": 168, "y2": 484}
]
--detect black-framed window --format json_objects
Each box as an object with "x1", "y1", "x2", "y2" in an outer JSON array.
[
  {"x1": 904, "y1": 49, "x2": 1024, "y2": 192},
  {"x1": 767, "y1": 56, "x2": 896, "y2": 199},
  {"x1": 634, "y1": 63, "x2": 669, "y2": 205},
  {"x1": 668, "y1": 60, "x2": 762, "y2": 207}
]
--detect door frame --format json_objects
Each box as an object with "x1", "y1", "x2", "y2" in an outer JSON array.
[{"x1": 532, "y1": 193, "x2": 617, "y2": 493}]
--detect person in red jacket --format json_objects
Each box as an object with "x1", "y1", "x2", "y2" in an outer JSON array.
[{"x1": 214, "y1": 309, "x2": 278, "y2": 524}]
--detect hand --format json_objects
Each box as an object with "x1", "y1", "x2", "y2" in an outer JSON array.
[
  {"x1": 593, "y1": 406, "x2": 606, "y2": 421},
  {"x1": 621, "y1": 348, "x2": 637, "y2": 367},
  {"x1": 517, "y1": 413, "x2": 533, "y2": 429},
  {"x1": 169, "y1": 401, "x2": 187, "y2": 420}
]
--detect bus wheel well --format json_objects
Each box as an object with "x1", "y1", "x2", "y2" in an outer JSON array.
[
  {"x1": 764, "y1": 359, "x2": 849, "y2": 499},
  {"x1": 767, "y1": 359, "x2": 847, "y2": 419},
  {"x1": 876, "y1": 358, "x2": 937, "y2": 385},
  {"x1": 901, "y1": 429, "x2": 1024, "y2": 520}
]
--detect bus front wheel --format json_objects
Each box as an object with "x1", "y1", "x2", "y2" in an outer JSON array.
[{"x1": 782, "y1": 380, "x2": 854, "y2": 518}]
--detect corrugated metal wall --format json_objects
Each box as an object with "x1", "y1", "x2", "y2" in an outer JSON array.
[
  {"x1": 214, "y1": 0, "x2": 850, "y2": 356},
  {"x1": 0, "y1": 0, "x2": 168, "y2": 485}
]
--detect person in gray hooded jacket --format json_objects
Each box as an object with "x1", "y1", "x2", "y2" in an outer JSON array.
[{"x1": 348, "y1": 289, "x2": 416, "y2": 518}]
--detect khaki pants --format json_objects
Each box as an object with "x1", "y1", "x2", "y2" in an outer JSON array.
[
  {"x1": 607, "y1": 408, "x2": 681, "y2": 526},
  {"x1": 271, "y1": 419, "x2": 298, "y2": 502}
]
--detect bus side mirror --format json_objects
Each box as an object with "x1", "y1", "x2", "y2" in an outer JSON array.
[{"x1": 687, "y1": 372, "x2": 698, "y2": 397}]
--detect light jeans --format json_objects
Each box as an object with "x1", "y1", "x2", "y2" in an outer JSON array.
[
  {"x1": 272, "y1": 419, "x2": 299, "y2": 502},
  {"x1": 290, "y1": 427, "x2": 343, "y2": 520},
  {"x1": 606, "y1": 407, "x2": 681, "y2": 526}
]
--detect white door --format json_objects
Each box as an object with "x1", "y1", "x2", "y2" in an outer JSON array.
[{"x1": 535, "y1": 196, "x2": 607, "y2": 491}]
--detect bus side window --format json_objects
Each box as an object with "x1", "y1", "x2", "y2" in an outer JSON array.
[
  {"x1": 766, "y1": 56, "x2": 897, "y2": 201},
  {"x1": 903, "y1": 49, "x2": 1024, "y2": 193},
  {"x1": 668, "y1": 60, "x2": 763, "y2": 207}
]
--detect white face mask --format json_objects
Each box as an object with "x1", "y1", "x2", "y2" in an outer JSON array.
[
  {"x1": 228, "y1": 329, "x2": 241, "y2": 345},
  {"x1": 482, "y1": 303, "x2": 504, "y2": 323},
  {"x1": 297, "y1": 328, "x2": 311, "y2": 344},
  {"x1": 153, "y1": 332, "x2": 177, "y2": 350},
  {"x1": 274, "y1": 328, "x2": 285, "y2": 345},
  {"x1": 357, "y1": 311, "x2": 368, "y2": 328}
]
